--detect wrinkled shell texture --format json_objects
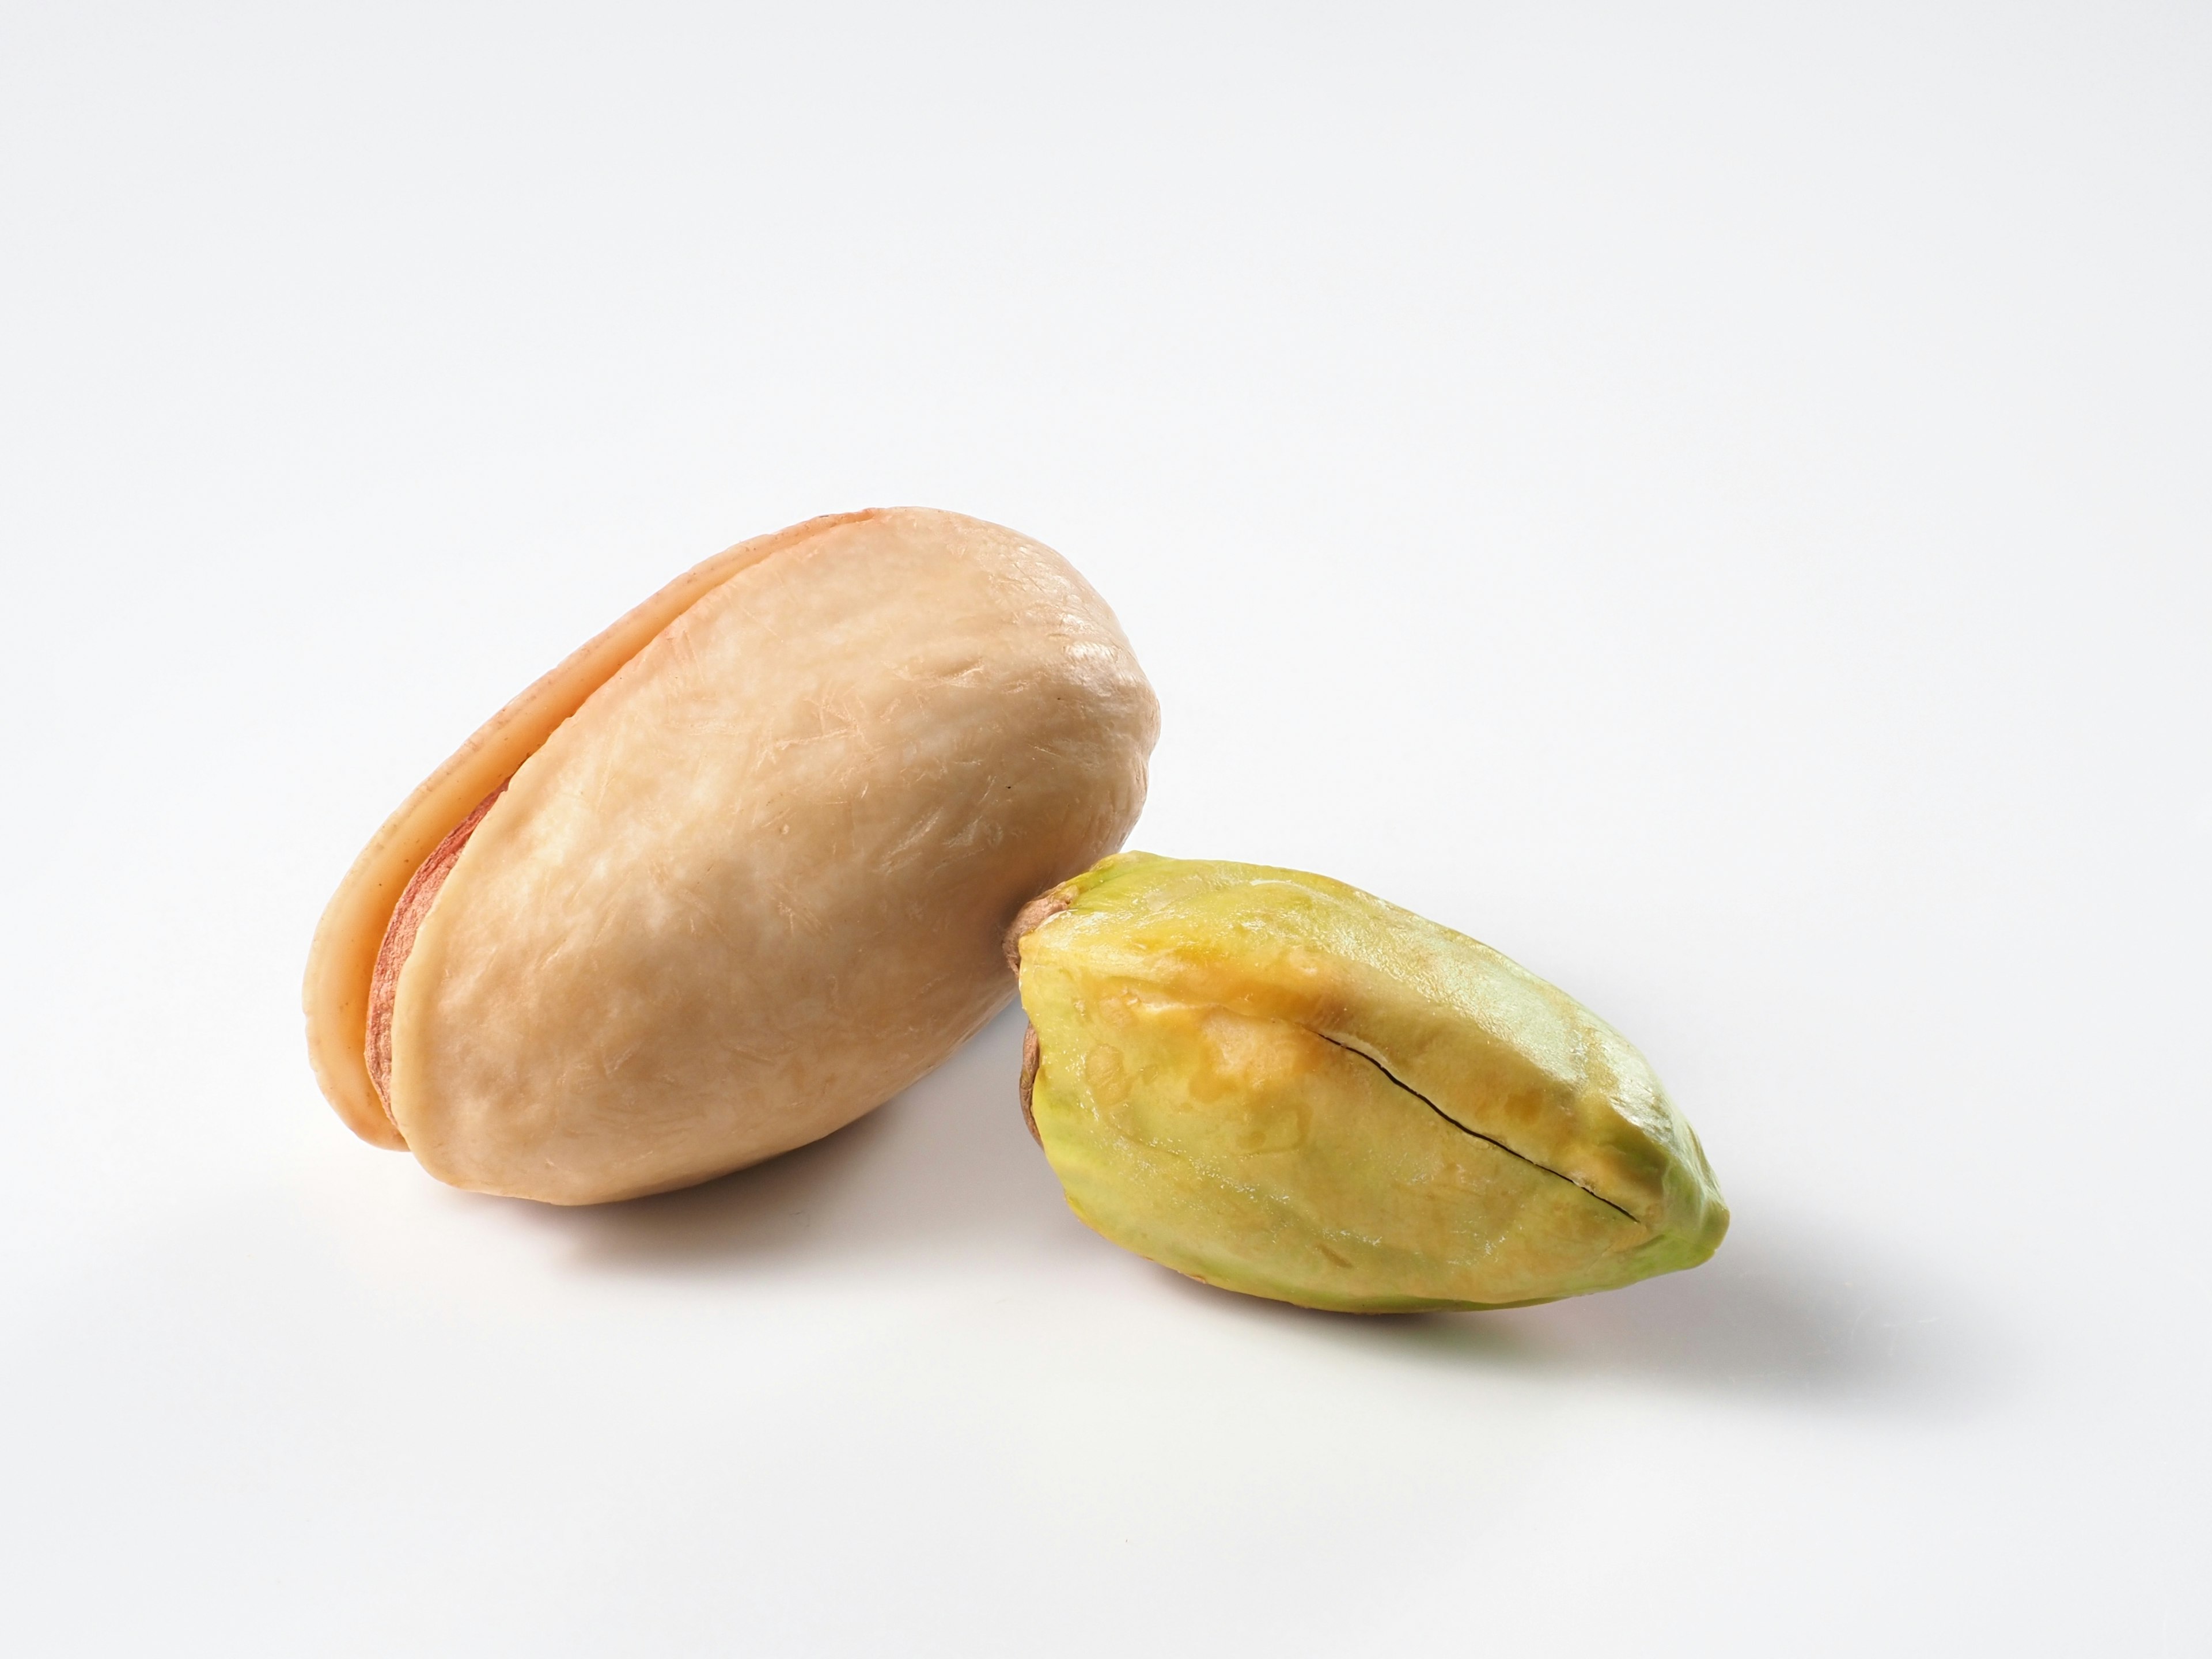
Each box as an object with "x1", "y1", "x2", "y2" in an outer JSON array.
[
  {"x1": 1015, "y1": 854, "x2": 1727, "y2": 1312},
  {"x1": 308, "y1": 513, "x2": 870, "y2": 1151},
  {"x1": 372, "y1": 509, "x2": 1157, "y2": 1203}
]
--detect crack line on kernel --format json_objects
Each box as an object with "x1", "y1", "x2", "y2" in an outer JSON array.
[{"x1": 1310, "y1": 1031, "x2": 1642, "y2": 1226}]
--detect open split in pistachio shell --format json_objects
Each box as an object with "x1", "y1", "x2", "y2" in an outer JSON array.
[
  {"x1": 304, "y1": 508, "x2": 1160, "y2": 1204},
  {"x1": 1007, "y1": 853, "x2": 1728, "y2": 1313}
]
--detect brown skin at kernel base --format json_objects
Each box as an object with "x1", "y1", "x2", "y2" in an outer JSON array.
[
  {"x1": 366, "y1": 782, "x2": 506, "y2": 1119},
  {"x1": 1017, "y1": 1025, "x2": 1043, "y2": 1146},
  {"x1": 1003, "y1": 887, "x2": 1075, "y2": 1146}
]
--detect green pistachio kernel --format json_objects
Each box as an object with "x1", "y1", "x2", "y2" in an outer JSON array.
[{"x1": 1008, "y1": 853, "x2": 1728, "y2": 1313}]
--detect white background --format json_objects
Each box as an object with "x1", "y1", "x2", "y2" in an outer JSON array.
[{"x1": 3, "y1": 5, "x2": 2206, "y2": 1654}]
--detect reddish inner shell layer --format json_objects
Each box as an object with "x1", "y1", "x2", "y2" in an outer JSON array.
[{"x1": 366, "y1": 781, "x2": 507, "y2": 1116}]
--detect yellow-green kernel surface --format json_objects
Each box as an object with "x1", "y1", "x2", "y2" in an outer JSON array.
[{"x1": 1012, "y1": 853, "x2": 1728, "y2": 1313}]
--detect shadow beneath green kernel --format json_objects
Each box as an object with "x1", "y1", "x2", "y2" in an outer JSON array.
[
  {"x1": 1152, "y1": 1219, "x2": 2001, "y2": 1416},
  {"x1": 465, "y1": 1007, "x2": 2001, "y2": 1416}
]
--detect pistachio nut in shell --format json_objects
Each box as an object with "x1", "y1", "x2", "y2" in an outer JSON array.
[
  {"x1": 304, "y1": 508, "x2": 1160, "y2": 1204},
  {"x1": 1007, "y1": 853, "x2": 1727, "y2": 1313}
]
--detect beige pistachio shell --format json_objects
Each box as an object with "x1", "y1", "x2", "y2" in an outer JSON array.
[
  {"x1": 304, "y1": 512, "x2": 863, "y2": 1150},
  {"x1": 304, "y1": 508, "x2": 1160, "y2": 1203}
]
